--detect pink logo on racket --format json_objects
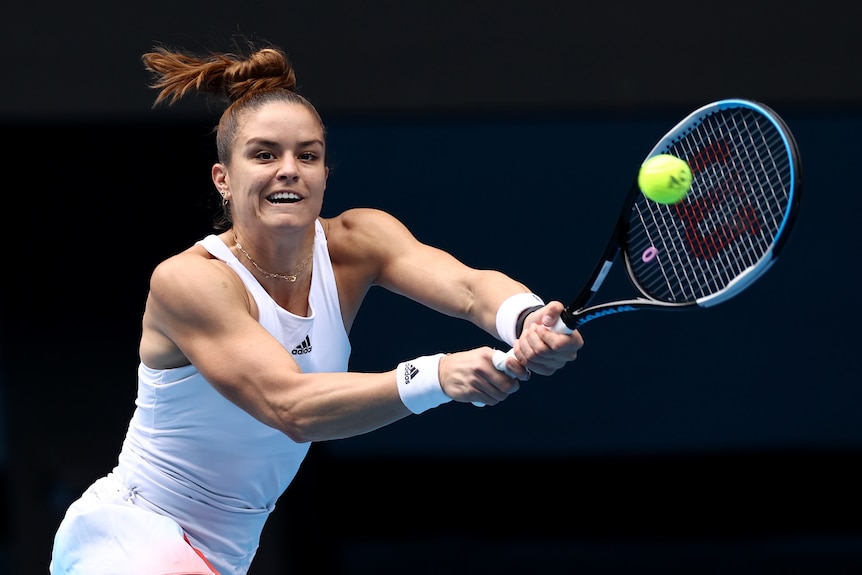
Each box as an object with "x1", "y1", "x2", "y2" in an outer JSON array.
[{"x1": 642, "y1": 246, "x2": 658, "y2": 262}]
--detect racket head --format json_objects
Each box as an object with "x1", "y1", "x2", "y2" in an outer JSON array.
[{"x1": 621, "y1": 99, "x2": 802, "y2": 308}]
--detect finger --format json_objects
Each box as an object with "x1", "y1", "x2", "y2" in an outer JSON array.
[
  {"x1": 473, "y1": 350, "x2": 522, "y2": 407},
  {"x1": 492, "y1": 349, "x2": 529, "y2": 380}
]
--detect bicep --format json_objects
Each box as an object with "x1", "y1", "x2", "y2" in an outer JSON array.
[
  {"x1": 369, "y1": 212, "x2": 528, "y2": 324},
  {"x1": 146, "y1": 256, "x2": 302, "y2": 425},
  {"x1": 328, "y1": 209, "x2": 477, "y2": 320},
  {"x1": 342, "y1": 209, "x2": 480, "y2": 317},
  {"x1": 331, "y1": 208, "x2": 532, "y2": 336},
  {"x1": 380, "y1": 240, "x2": 481, "y2": 318}
]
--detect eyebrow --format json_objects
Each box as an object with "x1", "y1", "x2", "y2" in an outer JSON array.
[{"x1": 245, "y1": 137, "x2": 325, "y2": 149}]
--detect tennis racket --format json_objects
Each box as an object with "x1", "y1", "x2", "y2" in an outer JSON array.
[{"x1": 482, "y1": 98, "x2": 802, "y2": 405}]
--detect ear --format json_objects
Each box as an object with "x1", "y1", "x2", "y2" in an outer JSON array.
[{"x1": 212, "y1": 163, "x2": 229, "y2": 198}]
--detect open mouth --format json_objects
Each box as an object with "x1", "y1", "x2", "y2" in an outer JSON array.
[{"x1": 267, "y1": 191, "x2": 301, "y2": 204}]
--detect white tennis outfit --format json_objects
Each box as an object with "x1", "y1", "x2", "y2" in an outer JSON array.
[{"x1": 51, "y1": 220, "x2": 351, "y2": 575}]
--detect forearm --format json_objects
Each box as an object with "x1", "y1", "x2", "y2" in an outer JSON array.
[
  {"x1": 264, "y1": 348, "x2": 523, "y2": 441},
  {"x1": 269, "y1": 370, "x2": 412, "y2": 443},
  {"x1": 465, "y1": 270, "x2": 545, "y2": 345}
]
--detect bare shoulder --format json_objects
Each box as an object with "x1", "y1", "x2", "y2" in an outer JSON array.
[
  {"x1": 148, "y1": 243, "x2": 249, "y2": 313},
  {"x1": 151, "y1": 243, "x2": 225, "y2": 288},
  {"x1": 323, "y1": 207, "x2": 405, "y2": 232},
  {"x1": 141, "y1": 242, "x2": 252, "y2": 368},
  {"x1": 318, "y1": 209, "x2": 419, "y2": 322},
  {"x1": 322, "y1": 208, "x2": 416, "y2": 258}
]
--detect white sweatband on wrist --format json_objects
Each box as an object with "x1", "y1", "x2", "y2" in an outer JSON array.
[
  {"x1": 495, "y1": 293, "x2": 545, "y2": 346},
  {"x1": 396, "y1": 353, "x2": 450, "y2": 414}
]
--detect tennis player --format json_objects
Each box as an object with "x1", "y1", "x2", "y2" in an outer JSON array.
[{"x1": 49, "y1": 40, "x2": 584, "y2": 575}]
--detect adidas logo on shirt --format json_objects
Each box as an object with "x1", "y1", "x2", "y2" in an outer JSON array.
[{"x1": 292, "y1": 335, "x2": 312, "y2": 355}]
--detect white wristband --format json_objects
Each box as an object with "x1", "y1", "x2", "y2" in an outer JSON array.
[
  {"x1": 495, "y1": 293, "x2": 545, "y2": 346},
  {"x1": 396, "y1": 353, "x2": 450, "y2": 414}
]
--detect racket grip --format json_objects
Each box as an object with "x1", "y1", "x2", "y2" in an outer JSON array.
[
  {"x1": 472, "y1": 315, "x2": 574, "y2": 407},
  {"x1": 472, "y1": 349, "x2": 514, "y2": 407},
  {"x1": 552, "y1": 314, "x2": 575, "y2": 335}
]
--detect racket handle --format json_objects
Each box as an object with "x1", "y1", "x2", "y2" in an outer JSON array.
[
  {"x1": 472, "y1": 350, "x2": 514, "y2": 407},
  {"x1": 552, "y1": 314, "x2": 575, "y2": 335},
  {"x1": 473, "y1": 315, "x2": 574, "y2": 407}
]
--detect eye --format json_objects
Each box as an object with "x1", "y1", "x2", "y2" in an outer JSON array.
[
  {"x1": 256, "y1": 151, "x2": 276, "y2": 161},
  {"x1": 298, "y1": 151, "x2": 318, "y2": 162}
]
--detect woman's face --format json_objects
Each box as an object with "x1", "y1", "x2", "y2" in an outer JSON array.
[{"x1": 213, "y1": 100, "x2": 328, "y2": 234}]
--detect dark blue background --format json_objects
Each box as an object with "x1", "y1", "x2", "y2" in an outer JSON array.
[
  {"x1": 321, "y1": 109, "x2": 860, "y2": 458},
  {"x1": 3, "y1": 107, "x2": 860, "y2": 573},
  {"x1": 3, "y1": 0, "x2": 862, "y2": 570}
]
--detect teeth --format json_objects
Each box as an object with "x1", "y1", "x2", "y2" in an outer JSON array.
[{"x1": 269, "y1": 192, "x2": 300, "y2": 202}]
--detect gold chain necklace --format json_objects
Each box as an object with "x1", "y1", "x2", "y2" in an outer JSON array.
[{"x1": 233, "y1": 232, "x2": 313, "y2": 282}]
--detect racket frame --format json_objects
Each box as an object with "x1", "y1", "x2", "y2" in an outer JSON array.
[{"x1": 559, "y1": 99, "x2": 802, "y2": 331}]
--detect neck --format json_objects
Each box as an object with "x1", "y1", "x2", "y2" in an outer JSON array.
[{"x1": 232, "y1": 232, "x2": 313, "y2": 282}]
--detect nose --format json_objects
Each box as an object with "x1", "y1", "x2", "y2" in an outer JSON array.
[{"x1": 277, "y1": 156, "x2": 300, "y2": 180}]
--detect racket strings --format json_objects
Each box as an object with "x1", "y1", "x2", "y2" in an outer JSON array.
[{"x1": 627, "y1": 106, "x2": 793, "y2": 303}]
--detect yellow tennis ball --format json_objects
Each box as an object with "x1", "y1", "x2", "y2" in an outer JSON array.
[{"x1": 638, "y1": 154, "x2": 693, "y2": 204}]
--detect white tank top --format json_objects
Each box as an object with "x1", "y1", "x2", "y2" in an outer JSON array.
[{"x1": 115, "y1": 220, "x2": 350, "y2": 574}]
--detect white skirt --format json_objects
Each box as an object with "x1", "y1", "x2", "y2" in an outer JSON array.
[{"x1": 49, "y1": 473, "x2": 219, "y2": 575}]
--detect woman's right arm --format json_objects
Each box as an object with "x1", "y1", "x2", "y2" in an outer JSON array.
[{"x1": 139, "y1": 248, "x2": 521, "y2": 443}]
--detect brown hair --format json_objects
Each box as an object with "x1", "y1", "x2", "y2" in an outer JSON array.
[{"x1": 141, "y1": 41, "x2": 327, "y2": 229}]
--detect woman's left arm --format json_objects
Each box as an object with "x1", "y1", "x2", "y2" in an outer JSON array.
[{"x1": 327, "y1": 208, "x2": 583, "y2": 374}]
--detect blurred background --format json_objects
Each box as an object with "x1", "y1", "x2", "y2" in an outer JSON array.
[{"x1": 2, "y1": 1, "x2": 862, "y2": 573}]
